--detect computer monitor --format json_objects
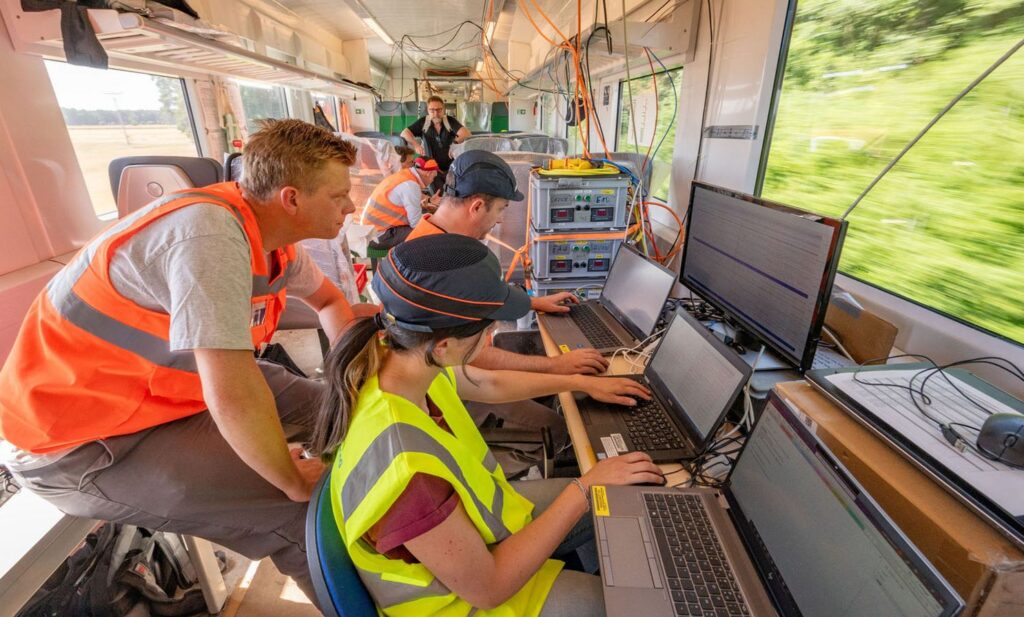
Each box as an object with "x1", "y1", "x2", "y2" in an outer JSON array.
[
  {"x1": 727, "y1": 394, "x2": 962, "y2": 616},
  {"x1": 679, "y1": 182, "x2": 847, "y2": 372},
  {"x1": 600, "y1": 244, "x2": 677, "y2": 341}
]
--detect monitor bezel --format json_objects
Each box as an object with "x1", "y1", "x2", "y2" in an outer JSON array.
[
  {"x1": 723, "y1": 392, "x2": 965, "y2": 617},
  {"x1": 643, "y1": 310, "x2": 752, "y2": 449},
  {"x1": 679, "y1": 181, "x2": 848, "y2": 372}
]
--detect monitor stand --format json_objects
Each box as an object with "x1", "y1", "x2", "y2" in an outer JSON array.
[{"x1": 703, "y1": 321, "x2": 792, "y2": 371}]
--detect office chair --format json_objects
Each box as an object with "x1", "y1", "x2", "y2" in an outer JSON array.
[
  {"x1": 306, "y1": 472, "x2": 378, "y2": 617},
  {"x1": 108, "y1": 156, "x2": 222, "y2": 218}
]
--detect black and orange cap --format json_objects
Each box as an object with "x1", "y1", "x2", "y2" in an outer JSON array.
[{"x1": 372, "y1": 234, "x2": 531, "y2": 332}]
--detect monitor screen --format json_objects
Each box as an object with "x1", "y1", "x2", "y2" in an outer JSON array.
[
  {"x1": 601, "y1": 245, "x2": 676, "y2": 339},
  {"x1": 679, "y1": 183, "x2": 846, "y2": 371},
  {"x1": 729, "y1": 397, "x2": 960, "y2": 617},
  {"x1": 647, "y1": 311, "x2": 749, "y2": 442}
]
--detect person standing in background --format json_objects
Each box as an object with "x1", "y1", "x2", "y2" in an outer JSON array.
[{"x1": 401, "y1": 95, "x2": 471, "y2": 193}]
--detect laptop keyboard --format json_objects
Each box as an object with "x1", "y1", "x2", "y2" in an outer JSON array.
[
  {"x1": 644, "y1": 493, "x2": 750, "y2": 617},
  {"x1": 568, "y1": 303, "x2": 621, "y2": 349},
  {"x1": 624, "y1": 398, "x2": 685, "y2": 452}
]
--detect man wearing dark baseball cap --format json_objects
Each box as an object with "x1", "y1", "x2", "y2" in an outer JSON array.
[
  {"x1": 405, "y1": 150, "x2": 609, "y2": 372},
  {"x1": 399, "y1": 151, "x2": 611, "y2": 454}
]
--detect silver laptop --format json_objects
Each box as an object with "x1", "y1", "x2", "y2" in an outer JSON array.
[
  {"x1": 594, "y1": 392, "x2": 964, "y2": 617},
  {"x1": 577, "y1": 310, "x2": 751, "y2": 463},
  {"x1": 538, "y1": 245, "x2": 676, "y2": 355}
]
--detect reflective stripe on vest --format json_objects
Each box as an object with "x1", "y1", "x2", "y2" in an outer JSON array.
[
  {"x1": 331, "y1": 367, "x2": 562, "y2": 616},
  {"x1": 361, "y1": 169, "x2": 420, "y2": 232},
  {"x1": 0, "y1": 183, "x2": 296, "y2": 453},
  {"x1": 341, "y1": 422, "x2": 512, "y2": 541}
]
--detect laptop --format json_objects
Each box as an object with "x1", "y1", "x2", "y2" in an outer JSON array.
[
  {"x1": 593, "y1": 392, "x2": 964, "y2": 617},
  {"x1": 577, "y1": 310, "x2": 752, "y2": 463},
  {"x1": 806, "y1": 364, "x2": 1024, "y2": 549},
  {"x1": 538, "y1": 244, "x2": 676, "y2": 355}
]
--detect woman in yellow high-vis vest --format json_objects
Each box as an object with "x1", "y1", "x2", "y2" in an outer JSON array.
[{"x1": 310, "y1": 234, "x2": 666, "y2": 616}]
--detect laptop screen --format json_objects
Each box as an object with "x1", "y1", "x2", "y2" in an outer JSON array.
[
  {"x1": 600, "y1": 246, "x2": 676, "y2": 339},
  {"x1": 728, "y1": 396, "x2": 961, "y2": 617},
  {"x1": 646, "y1": 311, "x2": 750, "y2": 443}
]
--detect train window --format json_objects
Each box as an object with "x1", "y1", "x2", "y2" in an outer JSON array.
[
  {"x1": 238, "y1": 82, "x2": 289, "y2": 134},
  {"x1": 540, "y1": 94, "x2": 563, "y2": 138},
  {"x1": 616, "y1": 67, "x2": 682, "y2": 200},
  {"x1": 312, "y1": 93, "x2": 339, "y2": 131},
  {"x1": 44, "y1": 61, "x2": 199, "y2": 217},
  {"x1": 760, "y1": 0, "x2": 1023, "y2": 344}
]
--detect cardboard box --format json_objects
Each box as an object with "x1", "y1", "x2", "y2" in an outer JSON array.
[{"x1": 775, "y1": 381, "x2": 1024, "y2": 616}]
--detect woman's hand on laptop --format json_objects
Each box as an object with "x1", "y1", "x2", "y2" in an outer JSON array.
[
  {"x1": 575, "y1": 376, "x2": 651, "y2": 406},
  {"x1": 531, "y1": 291, "x2": 579, "y2": 314},
  {"x1": 549, "y1": 347, "x2": 609, "y2": 374},
  {"x1": 580, "y1": 452, "x2": 664, "y2": 489}
]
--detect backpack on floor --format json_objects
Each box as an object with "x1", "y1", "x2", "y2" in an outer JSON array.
[{"x1": 16, "y1": 524, "x2": 220, "y2": 617}]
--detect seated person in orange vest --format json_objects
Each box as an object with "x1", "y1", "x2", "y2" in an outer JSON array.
[
  {"x1": 0, "y1": 119, "x2": 375, "y2": 605},
  {"x1": 405, "y1": 151, "x2": 610, "y2": 455},
  {"x1": 361, "y1": 157, "x2": 440, "y2": 240},
  {"x1": 395, "y1": 145, "x2": 417, "y2": 168}
]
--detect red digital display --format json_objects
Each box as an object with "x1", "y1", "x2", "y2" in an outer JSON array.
[
  {"x1": 591, "y1": 207, "x2": 612, "y2": 221},
  {"x1": 550, "y1": 260, "x2": 572, "y2": 272},
  {"x1": 588, "y1": 259, "x2": 608, "y2": 272},
  {"x1": 552, "y1": 208, "x2": 573, "y2": 222}
]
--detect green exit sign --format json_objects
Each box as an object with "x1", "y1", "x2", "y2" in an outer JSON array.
[
  {"x1": 516, "y1": 109, "x2": 526, "y2": 115},
  {"x1": 354, "y1": 108, "x2": 364, "y2": 114}
]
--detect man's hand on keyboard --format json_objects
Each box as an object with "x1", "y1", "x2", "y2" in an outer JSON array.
[
  {"x1": 549, "y1": 348, "x2": 609, "y2": 375},
  {"x1": 574, "y1": 375, "x2": 651, "y2": 406},
  {"x1": 531, "y1": 291, "x2": 579, "y2": 314}
]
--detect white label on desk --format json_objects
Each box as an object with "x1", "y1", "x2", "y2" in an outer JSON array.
[
  {"x1": 790, "y1": 404, "x2": 817, "y2": 434},
  {"x1": 611, "y1": 433, "x2": 628, "y2": 453},
  {"x1": 600, "y1": 436, "x2": 619, "y2": 459}
]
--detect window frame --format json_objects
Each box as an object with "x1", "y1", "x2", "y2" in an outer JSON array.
[
  {"x1": 753, "y1": 0, "x2": 1024, "y2": 348},
  {"x1": 236, "y1": 81, "x2": 290, "y2": 134},
  {"x1": 43, "y1": 60, "x2": 202, "y2": 219},
  {"x1": 613, "y1": 65, "x2": 684, "y2": 201}
]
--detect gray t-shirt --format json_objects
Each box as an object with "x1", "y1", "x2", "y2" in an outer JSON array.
[
  {"x1": 2, "y1": 203, "x2": 324, "y2": 470},
  {"x1": 110, "y1": 203, "x2": 324, "y2": 351}
]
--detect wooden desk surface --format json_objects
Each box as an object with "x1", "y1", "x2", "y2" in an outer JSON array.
[{"x1": 537, "y1": 319, "x2": 687, "y2": 483}]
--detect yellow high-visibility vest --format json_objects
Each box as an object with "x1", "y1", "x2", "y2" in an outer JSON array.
[{"x1": 331, "y1": 367, "x2": 563, "y2": 616}]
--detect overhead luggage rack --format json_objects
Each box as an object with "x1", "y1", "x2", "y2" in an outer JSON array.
[{"x1": 0, "y1": 1, "x2": 373, "y2": 97}]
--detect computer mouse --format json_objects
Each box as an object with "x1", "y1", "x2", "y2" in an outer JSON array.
[{"x1": 977, "y1": 412, "x2": 1024, "y2": 467}]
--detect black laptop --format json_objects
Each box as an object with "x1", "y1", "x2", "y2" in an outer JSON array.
[
  {"x1": 577, "y1": 310, "x2": 752, "y2": 463},
  {"x1": 593, "y1": 391, "x2": 964, "y2": 617},
  {"x1": 538, "y1": 244, "x2": 676, "y2": 355}
]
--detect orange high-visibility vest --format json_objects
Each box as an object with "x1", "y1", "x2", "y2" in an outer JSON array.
[
  {"x1": 406, "y1": 214, "x2": 446, "y2": 241},
  {"x1": 360, "y1": 168, "x2": 423, "y2": 232},
  {"x1": 0, "y1": 182, "x2": 296, "y2": 454}
]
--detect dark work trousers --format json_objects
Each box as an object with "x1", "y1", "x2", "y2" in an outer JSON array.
[
  {"x1": 11, "y1": 360, "x2": 325, "y2": 607},
  {"x1": 464, "y1": 400, "x2": 570, "y2": 478}
]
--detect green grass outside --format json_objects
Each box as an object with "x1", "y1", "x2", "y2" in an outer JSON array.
[{"x1": 762, "y1": 0, "x2": 1023, "y2": 344}]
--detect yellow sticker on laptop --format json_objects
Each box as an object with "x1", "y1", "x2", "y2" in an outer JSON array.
[
  {"x1": 592, "y1": 485, "x2": 610, "y2": 516},
  {"x1": 559, "y1": 344, "x2": 570, "y2": 354}
]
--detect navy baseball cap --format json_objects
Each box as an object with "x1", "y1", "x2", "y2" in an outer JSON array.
[
  {"x1": 372, "y1": 234, "x2": 531, "y2": 332},
  {"x1": 443, "y1": 150, "x2": 524, "y2": 201}
]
